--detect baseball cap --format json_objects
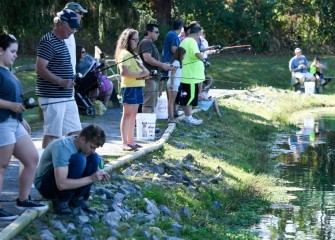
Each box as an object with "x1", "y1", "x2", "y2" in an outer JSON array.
[
  {"x1": 57, "y1": 9, "x2": 80, "y2": 29},
  {"x1": 64, "y1": 2, "x2": 88, "y2": 13}
]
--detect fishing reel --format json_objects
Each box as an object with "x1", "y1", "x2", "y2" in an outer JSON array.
[
  {"x1": 150, "y1": 70, "x2": 159, "y2": 76},
  {"x1": 22, "y1": 98, "x2": 36, "y2": 109},
  {"x1": 213, "y1": 45, "x2": 222, "y2": 50}
]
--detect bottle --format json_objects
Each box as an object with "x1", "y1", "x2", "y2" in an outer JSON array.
[{"x1": 98, "y1": 156, "x2": 104, "y2": 169}]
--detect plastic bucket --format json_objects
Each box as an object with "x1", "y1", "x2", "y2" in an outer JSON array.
[
  {"x1": 136, "y1": 113, "x2": 156, "y2": 140},
  {"x1": 155, "y1": 96, "x2": 168, "y2": 119},
  {"x1": 305, "y1": 82, "x2": 315, "y2": 94}
]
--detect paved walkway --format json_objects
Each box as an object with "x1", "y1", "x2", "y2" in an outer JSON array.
[{"x1": 0, "y1": 89, "x2": 246, "y2": 236}]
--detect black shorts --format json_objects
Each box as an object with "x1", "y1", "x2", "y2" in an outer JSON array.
[{"x1": 178, "y1": 83, "x2": 199, "y2": 106}]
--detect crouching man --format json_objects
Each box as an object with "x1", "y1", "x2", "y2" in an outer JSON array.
[{"x1": 34, "y1": 124, "x2": 110, "y2": 215}]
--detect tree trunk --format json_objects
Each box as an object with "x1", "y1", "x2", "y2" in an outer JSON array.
[{"x1": 151, "y1": 0, "x2": 171, "y2": 27}]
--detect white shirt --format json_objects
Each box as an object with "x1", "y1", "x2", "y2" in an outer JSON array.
[{"x1": 64, "y1": 34, "x2": 76, "y2": 74}]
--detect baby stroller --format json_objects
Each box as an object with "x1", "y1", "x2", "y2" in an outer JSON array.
[{"x1": 74, "y1": 60, "x2": 101, "y2": 116}]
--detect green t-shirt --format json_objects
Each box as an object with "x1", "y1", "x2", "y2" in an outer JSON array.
[{"x1": 180, "y1": 37, "x2": 205, "y2": 84}]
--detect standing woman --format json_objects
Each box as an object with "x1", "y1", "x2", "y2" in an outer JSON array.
[
  {"x1": 0, "y1": 34, "x2": 47, "y2": 220},
  {"x1": 115, "y1": 29, "x2": 150, "y2": 151}
]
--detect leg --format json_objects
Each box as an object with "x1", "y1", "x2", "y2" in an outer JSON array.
[
  {"x1": 13, "y1": 135, "x2": 39, "y2": 201},
  {"x1": 122, "y1": 104, "x2": 138, "y2": 145},
  {"x1": 0, "y1": 144, "x2": 14, "y2": 202},
  {"x1": 70, "y1": 153, "x2": 98, "y2": 199},
  {"x1": 213, "y1": 98, "x2": 222, "y2": 116},
  {"x1": 42, "y1": 135, "x2": 59, "y2": 149},
  {"x1": 100, "y1": 83, "x2": 113, "y2": 107},
  {"x1": 121, "y1": 103, "x2": 139, "y2": 145},
  {"x1": 88, "y1": 88, "x2": 99, "y2": 103}
]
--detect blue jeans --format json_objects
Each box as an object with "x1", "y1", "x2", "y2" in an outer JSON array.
[{"x1": 37, "y1": 152, "x2": 99, "y2": 201}]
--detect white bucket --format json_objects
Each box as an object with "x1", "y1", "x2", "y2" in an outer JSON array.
[
  {"x1": 155, "y1": 95, "x2": 168, "y2": 119},
  {"x1": 305, "y1": 82, "x2": 315, "y2": 94},
  {"x1": 136, "y1": 113, "x2": 156, "y2": 140}
]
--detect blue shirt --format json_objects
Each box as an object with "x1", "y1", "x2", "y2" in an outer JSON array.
[
  {"x1": 289, "y1": 55, "x2": 309, "y2": 73},
  {"x1": 161, "y1": 31, "x2": 180, "y2": 63},
  {"x1": 0, "y1": 67, "x2": 23, "y2": 122}
]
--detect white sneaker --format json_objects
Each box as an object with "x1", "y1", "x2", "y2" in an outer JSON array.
[{"x1": 185, "y1": 117, "x2": 203, "y2": 126}]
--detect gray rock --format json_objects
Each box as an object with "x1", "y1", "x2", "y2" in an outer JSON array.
[
  {"x1": 213, "y1": 201, "x2": 222, "y2": 209},
  {"x1": 114, "y1": 192, "x2": 125, "y2": 202},
  {"x1": 164, "y1": 237, "x2": 184, "y2": 240},
  {"x1": 81, "y1": 226, "x2": 93, "y2": 236},
  {"x1": 144, "y1": 198, "x2": 160, "y2": 216},
  {"x1": 40, "y1": 229, "x2": 55, "y2": 240},
  {"x1": 180, "y1": 207, "x2": 191, "y2": 219},
  {"x1": 64, "y1": 236, "x2": 78, "y2": 240},
  {"x1": 67, "y1": 223, "x2": 76, "y2": 231},
  {"x1": 143, "y1": 231, "x2": 151, "y2": 238},
  {"x1": 50, "y1": 220, "x2": 67, "y2": 233},
  {"x1": 109, "y1": 229, "x2": 121, "y2": 238},
  {"x1": 159, "y1": 205, "x2": 171, "y2": 216},
  {"x1": 148, "y1": 226, "x2": 164, "y2": 236},
  {"x1": 77, "y1": 215, "x2": 90, "y2": 224},
  {"x1": 171, "y1": 222, "x2": 183, "y2": 235}
]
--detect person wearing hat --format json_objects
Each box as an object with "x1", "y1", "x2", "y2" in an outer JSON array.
[
  {"x1": 179, "y1": 23, "x2": 205, "y2": 126},
  {"x1": 35, "y1": 9, "x2": 82, "y2": 149},
  {"x1": 289, "y1": 48, "x2": 316, "y2": 92},
  {"x1": 63, "y1": 2, "x2": 88, "y2": 74}
]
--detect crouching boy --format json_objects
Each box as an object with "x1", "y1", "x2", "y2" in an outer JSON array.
[{"x1": 34, "y1": 124, "x2": 110, "y2": 215}]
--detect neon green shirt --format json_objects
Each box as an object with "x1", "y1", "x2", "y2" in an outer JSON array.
[{"x1": 180, "y1": 37, "x2": 205, "y2": 84}]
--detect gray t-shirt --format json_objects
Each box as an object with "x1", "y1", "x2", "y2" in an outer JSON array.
[
  {"x1": 34, "y1": 136, "x2": 77, "y2": 189},
  {"x1": 0, "y1": 67, "x2": 23, "y2": 122},
  {"x1": 138, "y1": 39, "x2": 160, "y2": 71}
]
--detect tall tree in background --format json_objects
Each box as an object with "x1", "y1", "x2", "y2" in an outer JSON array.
[{"x1": 151, "y1": 0, "x2": 172, "y2": 27}]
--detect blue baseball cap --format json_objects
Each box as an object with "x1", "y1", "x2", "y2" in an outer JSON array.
[{"x1": 57, "y1": 9, "x2": 80, "y2": 29}]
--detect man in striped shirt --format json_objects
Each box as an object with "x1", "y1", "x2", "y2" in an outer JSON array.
[{"x1": 35, "y1": 10, "x2": 82, "y2": 148}]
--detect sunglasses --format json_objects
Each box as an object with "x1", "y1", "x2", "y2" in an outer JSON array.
[
  {"x1": 76, "y1": 11, "x2": 83, "y2": 16},
  {"x1": 152, "y1": 31, "x2": 159, "y2": 34},
  {"x1": 131, "y1": 38, "x2": 139, "y2": 42},
  {"x1": 81, "y1": 51, "x2": 86, "y2": 54}
]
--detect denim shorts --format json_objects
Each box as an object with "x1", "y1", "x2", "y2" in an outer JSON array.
[
  {"x1": 121, "y1": 87, "x2": 144, "y2": 104},
  {"x1": 0, "y1": 117, "x2": 28, "y2": 147}
]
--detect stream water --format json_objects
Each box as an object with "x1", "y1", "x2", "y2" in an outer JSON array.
[{"x1": 252, "y1": 113, "x2": 335, "y2": 239}]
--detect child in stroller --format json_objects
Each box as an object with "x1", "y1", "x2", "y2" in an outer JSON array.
[{"x1": 75, "y1": 45, "x2": 113, "y2": 112}]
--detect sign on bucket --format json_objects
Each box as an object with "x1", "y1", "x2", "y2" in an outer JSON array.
[
  {"x1": 305, "y1": 82, "x2": 315, "y2": 95},
  {"x1": 136, "y1": 113, "x2": 156, "y2": 140}
]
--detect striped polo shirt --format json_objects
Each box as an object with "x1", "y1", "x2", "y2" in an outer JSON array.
[{"x1": 35, "y1": 32, "x2": 74, "y2": 98}]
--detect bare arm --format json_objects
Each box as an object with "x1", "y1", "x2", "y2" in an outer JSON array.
[
  {"x1": 54, "y1": 166, "x2": 109, "y2": 191},
  {"x1": 35, "y1": 56, "x2": 74, "y2": 88},
  {"x1": 119, "y1": 64, "x2": 150, "y2": 79},
  {"x1": 142, "y1": 52, "x2": 170, "y2": 71}
]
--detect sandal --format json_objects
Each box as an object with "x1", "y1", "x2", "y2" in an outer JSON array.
[
  {"x1": 122, "y1": 144, "x2": 133, "y2": 151},
  {"x1": 127, "y1": 144, "x2": 138, "y2": 151}
]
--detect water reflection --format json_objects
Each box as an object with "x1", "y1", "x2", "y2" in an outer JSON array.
[{"x1": 252, "y1": 114, "x2": 335, "y2": 239}]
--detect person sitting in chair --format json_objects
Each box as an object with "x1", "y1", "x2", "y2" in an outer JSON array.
[{"x1": 289, "y1": 48, "x2": 316, "y2": 92}]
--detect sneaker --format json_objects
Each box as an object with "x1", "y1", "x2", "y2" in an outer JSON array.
[
  {"x1": 0, "y1": 208, "x2": 18, "y2": 221},
  {"x1": 69, "y1": 198, "x2": 96, "y2": 214},
  {"x1": 16, "y1": 196, "x2": 48, "y2": 211},
  {"x1": 185, "y1": 117, "x2": 203, "y2": 126},
  {"x1": 52, "y1": 200, "x2": 72, "y2": 215},
  {"x1": 321, "y1": 79, "x2": 326, "y2": 85}
]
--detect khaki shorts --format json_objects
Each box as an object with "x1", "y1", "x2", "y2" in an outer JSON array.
[
  {"x1": 39, "y1": 97, "x2": 82, "y2": 137},
  {"x1": 143, "y1": 78, "x2": 159, "y2": 108}
]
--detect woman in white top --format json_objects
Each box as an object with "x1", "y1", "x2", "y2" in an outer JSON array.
[{"x1": 167, "y1": 47, "x2": 186, "y2": 123}]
